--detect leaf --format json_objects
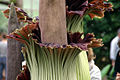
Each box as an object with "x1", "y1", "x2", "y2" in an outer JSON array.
[{"x1": 101, "y1": 64, "x2": 111, "y2": 78}]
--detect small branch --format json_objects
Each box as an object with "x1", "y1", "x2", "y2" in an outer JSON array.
[
  {"x1": 0, "y1": 1, "x2": 10, "y2": 5},
  {"x1": 0, "y1": 1, "x2": 17, "y2": 6}
]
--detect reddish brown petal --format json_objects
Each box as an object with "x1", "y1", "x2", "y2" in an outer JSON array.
[
  {"x1": 2, "y1": 6, "x2": 33, "y2": 23},
  {"x1": 68, "y1": 32, "x2": 103, "y2": 49},
  {"x1": 88, "y1": 0, "x2": 113, "y2": 19},
  {"x1": 16, "y1": 65, "x2": 30, "y2": 80},
  {"x1": 66, "y1": 0, "x2": 88, "y2": 17},
  {"x1": 2, "y1": 9, "x2": 9, "y2": 18}
]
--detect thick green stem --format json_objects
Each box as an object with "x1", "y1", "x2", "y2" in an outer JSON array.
[
  {"x1": 66, "y1": 15, "x2": 91, "y2": 80},
  {"x1": 67, "y1": 15, "x2": 84, "y2": 33},
  {"x1": 23, "y1": 39, "x2": 87, "y2": 80}
]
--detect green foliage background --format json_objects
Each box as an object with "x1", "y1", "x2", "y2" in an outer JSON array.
[
  {"x1": 84, "y1": 0, "x2": 120, "y2": 69},
  {"x1": 0, "y1": 10, "x2": 8, "y2": 33}
]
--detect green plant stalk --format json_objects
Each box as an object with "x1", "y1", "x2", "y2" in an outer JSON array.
[
  {"x1": 22, "y1": 38, "x2": 87, "y2": 80},
  {"x1": 75, "y1": 51, "x2": 91, "y2": 80},
  {"x1": 67, "y1": 15, "x2": 91, "y2": 80},
  {"x1": 67, "y1": 15, "x2": 84, "y2": 33}
]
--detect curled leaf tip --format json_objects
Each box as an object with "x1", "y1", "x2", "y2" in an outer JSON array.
[
  {"x1": 67, "y1": 32, "x2": 103, "y2": 49},
  {"x1": 66, "y1": 0, "x2": 113, "y2": 19},
  {"x1": 7, "y1": 22, "x2": 41, "y2": 44},
  {"x1": 3, "y1": 6, "x2": 34, "y2": 23}
]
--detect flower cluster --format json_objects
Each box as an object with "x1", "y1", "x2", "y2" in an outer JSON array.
[
  {"x1": 7, "y1": 22, "x2": 41, "y2": 44},
  {"x1": 3, "y1": 6, "x2": 33, "y2": 22},
  {"x1": 66, "y1": 0, "x2": 113, "y2": 19},
  {"x1": 3, "y1": 6, "x2": 103, "y2": 50},
  {"x1": 7, "y1": 23, "x2": 103, "y2": 51},
  {"x1": 67, "y1": 32, "x2": 103, "y2": 50}
]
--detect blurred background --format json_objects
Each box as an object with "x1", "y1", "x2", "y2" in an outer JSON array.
[
  {"x1": 84, "y1": 0, "x2": 120, "y2": 69},
  {"x1": 84, "y1": 0, "x2": 120, "y2": 79},
  {"x1": 0, "y1": 0, "x2": 120, "y2": 80}
]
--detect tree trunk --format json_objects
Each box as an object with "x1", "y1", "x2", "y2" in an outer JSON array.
[
  {"x1": 7, "y1": 3, "x2": 22, "y2": 80},
  {"x1": 16, "y1": 0, "x2": 23, "y2": 7},
  {"x1": 39, "y1": 0, "x2": 67, "y2": 44}
]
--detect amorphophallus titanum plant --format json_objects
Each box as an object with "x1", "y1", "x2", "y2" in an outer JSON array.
[
  {"x1": 3, "y1": 0, "x2": 112, "y2": 80},
  {"x1": 66, "y1": 0, "x2": 113, "y2": 32},
  {"x1": 7, "y1": 23, "x2": 102, "y2": 80}
]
